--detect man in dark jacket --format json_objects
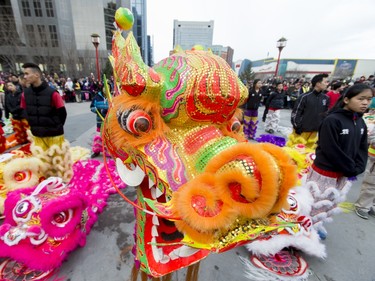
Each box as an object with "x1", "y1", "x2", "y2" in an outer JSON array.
[
  {"x1": 287, "y1": 73, "x2": 329, "y2": 149},
  {"x1": 4, "y1": 81, "x2": 29, "y2": 144},
  {"x1": 21, "y1": 62, "x2": 72, "y2": 182}
]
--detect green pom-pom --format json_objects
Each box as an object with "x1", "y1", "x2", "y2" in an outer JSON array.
[{"x1": 115, "y1": 7, "x2": 134, "y2": 31}]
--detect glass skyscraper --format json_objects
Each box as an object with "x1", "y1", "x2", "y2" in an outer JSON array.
[{"x1": 0, "y1": 0, "x2": 150, "y2": 75}]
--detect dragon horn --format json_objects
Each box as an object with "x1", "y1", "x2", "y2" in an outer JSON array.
[{"x1": 112, "y1": 30, "x2": 162, "y2": 101}]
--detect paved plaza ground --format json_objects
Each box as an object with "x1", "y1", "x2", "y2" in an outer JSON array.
[{"x1": 28, "y1": 102, "x2": 375, "y2": 281}]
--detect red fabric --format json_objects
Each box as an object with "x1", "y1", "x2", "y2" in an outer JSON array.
[
  {"x1": 326, "y1": 91, "x2": 341, "y2": 109},
  {"x1": 52, "y1": 91, "x2": 65, "y2": 108},
  {"x1": 312, "y1": 164, "x2": 343, "y2": 178},
  {"x1": 0, "y1": 125, "x2": 5, "y2": 153}
]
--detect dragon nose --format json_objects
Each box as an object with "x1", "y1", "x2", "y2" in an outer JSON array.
[{"x1": 204, "y1": 142, "x2": 297, "y2": 216}]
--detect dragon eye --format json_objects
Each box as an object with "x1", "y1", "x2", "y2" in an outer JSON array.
[
  {"x1": 287, "y1": 196, "x2": 298, "y2": 212},
  {"x1": 15, "y1": 200, "x2": 32, "y2": 217},
  {"x1": 117, "y1": 109, "x2": 152, "y2": 135},
  {"x1": 14, "y1": 171, "x2": 32, "y2": 182},
  {"x1": 227, "y1": 118, "x2": 241, "y2": 133},
  {"x1": 52, "y1": 209, "x2": 73, "y2": 227}
]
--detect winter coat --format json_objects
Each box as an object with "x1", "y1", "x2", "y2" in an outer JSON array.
[
  {"x1": 291, "y1": 90, "x2": 329, "y2": 132},
  {"x1": 314, "y1": 108, "x2": 368, "y2": 177}
]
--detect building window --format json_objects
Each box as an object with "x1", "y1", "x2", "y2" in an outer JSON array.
[
  {"x1": 49, "y1": 25, "x2": 59, "y2": 47},
  {"x1": 21, "y1": 0, "x2": 31, "y2": 17},
  {"x1": 45, "y1": 0, "x2": 54, "y2": 17},
  {"x1": 26, "y1": 25, "x2": 36, "y2": 47},
  {"x1": 33, "y1": 0, "x2": 42, "y2": 17},
  {"x1": 37, "y1": 25, "x2": 48, "y2": 47}
]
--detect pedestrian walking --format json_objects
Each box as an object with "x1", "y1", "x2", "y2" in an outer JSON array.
[
  {"x1": 21, "y1": 62, "x2": 73, "y2": 182},
  {"x1": 306, "y1": 83, "x2": 373, "y2": 239},
  {"x1": 287, "y1": 74, "x2": 329, "y2": 149},
  {"x1": 74, "y1": 79, "x2": 82, "y2": 103},
  {"x1": 64, "y1": 77, "x2": 74, "y2": 102},
  {"x1": 243, "y1": 79, "x2": 263, "y2": 139},
  {"x1": 355, "y1": 96, "x2": 375, "y2": 219}
]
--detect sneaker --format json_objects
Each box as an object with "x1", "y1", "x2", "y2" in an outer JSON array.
[
  {"x1": 368, "y1": 208, "x2": 375, "y2": 218},
  {"x1": 317, "y1": 230, "x2": 327, "y2": 240},
  {"x1": 355, "y1": 208, "x2": 369, "y2": 220},
  {"x1": 90, "y1": 152, "x2": 100, "y2": 158}
]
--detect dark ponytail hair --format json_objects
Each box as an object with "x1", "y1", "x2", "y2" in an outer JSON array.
[{"x1": 331, "y1": 83, "x2": 372, "y2": 110}]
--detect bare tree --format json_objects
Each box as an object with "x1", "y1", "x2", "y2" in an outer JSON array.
[
  {"x1": 78, "y1": 47, "x2": 96, "y2": 78},
  {"x1": 0, "y1": 8, "x2": 25, "y2": 73},
  {"x1": 62, "y1": 44, "x2": 81, "y2": 78}
]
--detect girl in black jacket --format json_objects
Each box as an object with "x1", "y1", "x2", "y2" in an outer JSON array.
[
  {"x1": 263, "y1": 82, "x2": 285, "y2": 134},
  {"x1": 306, "y1": 83, "x2": 373, "y2": 240},
  {"x1": 243, "y1": 79, "x2": 263, "y2": 139}
]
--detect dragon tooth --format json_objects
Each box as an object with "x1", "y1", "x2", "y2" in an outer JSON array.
[
  {"x1": 151, "y1": 225, "x2": 159, "y2": 237},
  {"x1": 152, "y1": 215, "x2": 159, "y2": 226}
]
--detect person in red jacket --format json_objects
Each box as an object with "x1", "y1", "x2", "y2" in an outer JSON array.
[
  {"x1": 21, "y1": 63, "x2": 73, "y2": 183},
  {"x1": 326, "y1": 81, "x2": 344, "y2": 109},
  {"x1": 0, "y1": 124, "x2": 6, "y2": 153}
]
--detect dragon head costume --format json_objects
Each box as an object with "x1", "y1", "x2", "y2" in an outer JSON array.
[{"x1": 103, "y1": 9, "x2": 298, "y2": 278}]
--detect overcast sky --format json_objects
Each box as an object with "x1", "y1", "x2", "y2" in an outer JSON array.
[{"x1": 147, "y1": 0, "x2": 375, "y2": 63}]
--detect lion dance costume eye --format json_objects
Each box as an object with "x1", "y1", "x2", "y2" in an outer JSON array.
[
  {"x1": 0, "y1": 156, "x2": 126, "y2": 280},
  {"x1": 117, "y1": 108, "x2": 153, "y2": 135}
]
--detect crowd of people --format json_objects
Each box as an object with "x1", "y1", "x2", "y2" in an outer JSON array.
[
  {"x1": 243, "y1": 74, "x2": 375, "y2": 141},
  {"x1": 0, "y1": 66, "x2": 374, "y2": 240},
  {"x1": 244, "y1": 73, "x2": 375, "y2": 238},
  {"x1": 0, "y1": 67, "x2": 112, "y2": 179},
  {"x1": 0, "y1": 70, "x2": 114, "y2": 107}
]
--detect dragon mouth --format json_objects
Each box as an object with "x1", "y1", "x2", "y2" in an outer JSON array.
[
  {"x1": 113, "y1": 140, "x2": 299, "y2": 276},
  {"x1": 115, "y1": 157, "x2": 210, "y2": 276},
  {"x1": 149, "y1": 214, "x2": 200, "y2": 264}
]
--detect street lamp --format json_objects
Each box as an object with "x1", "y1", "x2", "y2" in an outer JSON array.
[
  {"x1": 91, "y1": 33, "x2": 101, "y2": 82},
  {"x1": 274, "y1": 37, "x2": 287, "y2": 78}
]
